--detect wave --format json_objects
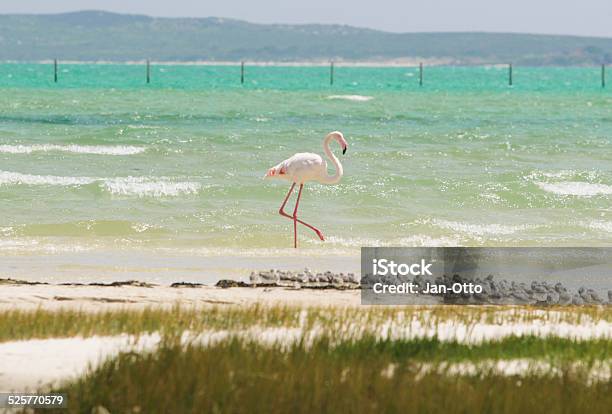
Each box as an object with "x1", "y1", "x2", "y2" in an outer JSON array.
[
  {"x1": 0, "y1": 239, "x2": 94, "y2": 253},
  {"x1": 431, "y1": 219, "x2": 535, "y2": 236},
  {"x1": 103, "y1": 177, "x2": 201, "y2": 197},
  {"x1": 524, "y1": 170, "x2": 602, "y2": 185},
  {"x1": 326, "y1": 95, "x2": 373, "y2": 102},
  {"x1": 4, "y1": 220, "x2": 168, "y2": 238},
  {"x1": 325, "y1": 234, "x2": 462, "y2": 247},
  {"x1": 0, "y1": 144, "x2": 145, "y2": 155},
  {"x1": 0, "y1": 171, "x2": 200, "y2": 197},
  {"x1": 587, "y1": 221, "x2": 612, "y2": 233},
  {"x1": 398, "y1": 234, "x2": 462, "y2": 246},
  {"x1": 325, "y1": 235, "x2": 389, "y2": 247},
  {"x1": 0, "y1": 171, "x2": 95, "y2": 186},
  {"x1": 0, "y1": 239, "x2": 41, "y2": 249},
  {"x1": 536, "y1": 181, "x2": 612, "y2": 197}
]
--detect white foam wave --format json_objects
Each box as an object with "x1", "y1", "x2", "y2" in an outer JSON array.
[
  {"x1": 0, "y1": 239, "x2": 40, "y2": 249},
  {"x1": 432, "y1": 219, "x2": 534, "y2": 236},
  {"x1": 325, "y1": 236, "x2": 387, "y2": 247},
  {"x1": 540, "y1": 170, "x2": 579, "y2": 179},
  {"x1": 325, "y1": 234, "x2": 462, "y2": 247},
  {"x1": 131, "y1": 223, "x2": 162, "y2": 233},
  {"x1": 0, "y1": 171, "x2": 95, "y2": 186},
  {"x1": 536, "y1": 181, "x2": 612, "y2": 197},
  {"x1": 103, "y1": 177, "x2": 201, "y2": 197},
  {"x1": 326, "y1": 95, "x2": 373, "y2": 102},
  {"x1": 398, "y1": 235, "x2": 462, "y2": 246},
  {"x1": 524, "y1": 170, "x2": 601, "y2": 182},
  {"x1": 0, "y1": 144, "x2": 145, "y2": 155},
  {"x1": 0, "y1": 171, "x2": 200, "y2": 197},
  {"x1": 587, "y1": 221, "x2": 612, "y2": 233},
  {"x1": 0, "y1": 227, "x2": 14, "y2": 236}
]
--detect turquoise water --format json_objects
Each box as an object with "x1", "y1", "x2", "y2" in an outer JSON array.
[
  {"x1": 0, "y1": 63, "x2": 607, "y2": 91},
  {"x1": 0, "y1": 64, "x2": 611, "y2": 257}
]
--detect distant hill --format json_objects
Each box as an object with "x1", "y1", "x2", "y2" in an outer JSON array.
[{"x1": 0, "y1": 10, "x2": 611, "y2": 65}]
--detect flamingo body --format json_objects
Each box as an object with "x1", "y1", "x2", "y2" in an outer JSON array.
[
  {"x1": 266, "y1": 152, "x2": 326, "y2": 184},
  {"x1": 265, "y1": 131, "x2": 348, "y2": 248}
]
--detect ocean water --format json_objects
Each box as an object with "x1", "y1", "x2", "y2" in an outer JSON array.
[{"x1": 0, "y1": 64, "x2": 611, "y2": 271}]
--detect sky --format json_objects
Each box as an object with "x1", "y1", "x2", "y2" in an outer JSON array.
[{"x1": 1, "y1": 1, "x2": 612, "y2": 37}]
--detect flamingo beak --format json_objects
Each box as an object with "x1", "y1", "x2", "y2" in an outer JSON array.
[{"x1": 342, "y1": 145, "x2": 347, "y2": 155}]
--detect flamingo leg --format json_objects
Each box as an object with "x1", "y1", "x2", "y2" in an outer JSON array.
[
  {"x1": 279, "y1": 183, "x2": 297, "y2": 247},
  {"x1": 292, "y1": 184, "x2": 304, "y2": 248},
  {"x1": 279, "y1": 183, "x2": 325, "y2": 248},
  {"x1": 295, "y1": 216, "x2": 325, "y2": 242},
  {"x1": 278, "y1": 183, "x2": 296, "y2": 219}
]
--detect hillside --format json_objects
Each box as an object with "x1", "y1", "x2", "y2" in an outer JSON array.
[{"x1": 0, "y1": 10, "x2": 611, "y2": 64}]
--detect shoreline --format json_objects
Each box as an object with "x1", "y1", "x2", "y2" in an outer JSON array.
[
  {"x1": 0, "y1": 282, "x2": 362, "y2": 311},
  {"x1": 0, "y1": 250, "x2": 360, "y2": 286},
  {"x1": 2, "y1": 277, "x2": 610, "y2": 311}
]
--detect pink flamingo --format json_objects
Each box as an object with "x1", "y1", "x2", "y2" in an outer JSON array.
[{"x1": 265, "y1": 131, "x2": 348, "y2": 248}]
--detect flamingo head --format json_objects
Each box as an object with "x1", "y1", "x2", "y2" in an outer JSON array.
[{"x1": 330, "y1": 131, "x2": 348, "y2": 155}]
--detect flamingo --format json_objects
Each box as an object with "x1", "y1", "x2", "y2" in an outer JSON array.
[{"x1": 265, "y1": 131, "x2": 348, "y2": 248}]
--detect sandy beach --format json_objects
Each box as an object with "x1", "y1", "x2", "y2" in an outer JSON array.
[{"x1": 0, "y1": 283, "x2": 361, "y2": 311}]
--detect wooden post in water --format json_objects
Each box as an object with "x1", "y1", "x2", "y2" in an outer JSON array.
[
  {"x1": 146, "y1": 60, "x2": 150, "y2": 84},
  {"x1": 241, "y1": 62, "x2": 245, "y2": 84},
  {"x1": 419, "y1": 62, "x2": 423, "y2": 86},
  {"x1": 602, "y1": 64, "x2": 606, "y2": 88},
  {"x1": 508, "y1": 63, "x2": 513, "y2": 86},
  {"x1": 54, "y1": 59, "x2": 58, "y2": 83},
  {"x1": 330, "y1": 61, "x2": 334, "y2": 85}
]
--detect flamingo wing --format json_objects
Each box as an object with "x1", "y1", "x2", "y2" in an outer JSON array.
[{"x1": 265, "y1": 153, "x2": 325, "y2": 183}]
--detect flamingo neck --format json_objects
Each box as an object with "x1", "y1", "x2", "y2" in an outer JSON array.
[{"x1": 320, "y1": 132, "x2": 343, "y2": 185}]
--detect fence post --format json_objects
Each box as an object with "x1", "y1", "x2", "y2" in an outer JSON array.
[
  {"x1": 241, "y1": 62, "x2": 245, "y2": 84},
  {"x1": 54, "y1": 59, "x2": 58, "y2": 83},
  {"x1": 419, "y1": 62, "x2": 423, "y2": 86},
  {"x1": 146, "y1": 60, "x2": 150, "y2": 84},
  {"x1": 330, "y1": 61, "x2": 334, "y2": 85},
  {"x1": 602, "y1": 64, "x2": 606, "y2": 88},
  {"x1": 509, "y1": 63, "x2": 513, "y2": 86}
]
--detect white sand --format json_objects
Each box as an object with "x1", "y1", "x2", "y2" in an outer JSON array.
[
  {"x1": 393, "y1": 359, "x2": 611, "y2": 383},
  {"x1": 181, "y1": 318, "x2": 612, "y2": 347},
  {"x1": 0, "y1": 284, "x2": 360, "y2": 311},
  {"x1": 0, "y1": 334, "x2": 160, "y2": 392},
  {"x1": 377, "y1": 319, "x2": 612, "y2": 344}
]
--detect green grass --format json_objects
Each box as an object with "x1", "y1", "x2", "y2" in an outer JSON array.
[
  {"x1": 330, "y1": 336, "x2": 612, "y2": 362},
  {"x1": 3, "y1": 306, "x2": 607, "y2": 413},
  {"x1": 2, "y1": 305, "x2": 610, "y2": 344},
  {"x1": 43, "y1": 339, "x2": 611, "y2": 414}
]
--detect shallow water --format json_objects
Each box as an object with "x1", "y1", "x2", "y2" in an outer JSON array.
[{"x1": 0, "y1": 64, "x2": 610, "y2": 267}]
